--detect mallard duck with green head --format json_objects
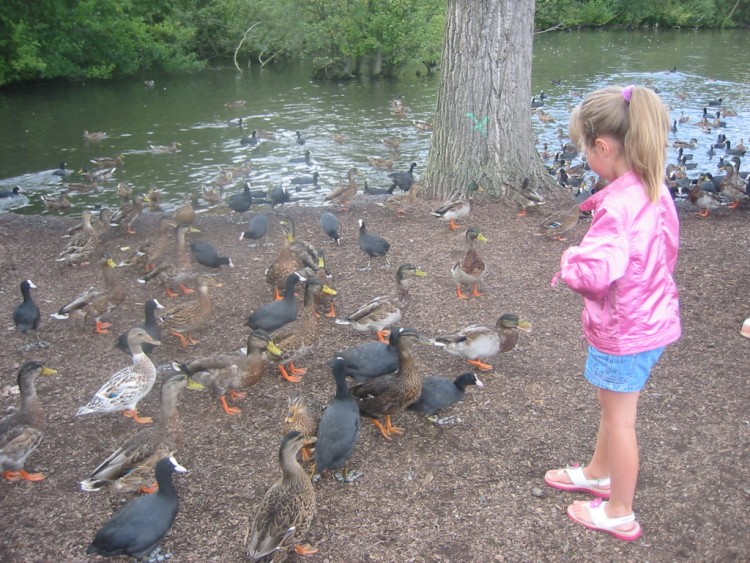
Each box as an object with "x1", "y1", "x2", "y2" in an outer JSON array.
[
  {"x1": 435, "y1": 313, "x2": 532, "y2": 371},
  {"x1": 1, "y1": 361, "x2": 57, "y2": 482}
]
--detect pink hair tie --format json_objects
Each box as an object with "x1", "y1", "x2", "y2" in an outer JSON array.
[{"x1": 622, "y1": 85, "x2": 634, "y2": 103}]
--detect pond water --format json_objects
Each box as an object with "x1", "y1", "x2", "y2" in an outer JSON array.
[{"x1": 1, "y1": 29, "x2": 748, "y2": 215}]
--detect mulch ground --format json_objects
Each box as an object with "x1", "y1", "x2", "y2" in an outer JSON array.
[{"x1": 0, "y1": 192, "x2": 748, "y2": 562}]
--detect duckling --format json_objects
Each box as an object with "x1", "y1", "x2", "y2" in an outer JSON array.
[
  {"x1": 111, "y1": 194, "x2": 144, "y2": 234},
  {"x1": 227, "y1": 182, "x2": 253, "y2": 221},
  {"x1": 91, "y1": 154, "x2": 125, "y2": 168},
  {"x1": 83, "y1": 130, "x2": 108, "y2": 141},
  {"x1": 335, "y1": 330, "x2": 399, "y2": 384},
  {"x1": 431, "y1": 181, "x2": 482, "y2": 230},
  {"x1": 0, "y1": 186, "x2": 22, "y2": 198},
  {"x1": 0, "y1": 361, "x2": 57, "y2": 482},
  {"x1": 378, "y1": 180, "x2": 421, "y2": 217},
  {"x1": 407, "y1": 372, "x2": 484, "y2": 425},
  {"x1": 13, "y1": 280, "x2": 42, "y2": 347},
  {"x1": 80, "y1": 372, "x2": 194, "y2": 492},
  {"x1": 350, "y1": 327, "x2": 435, "y2": 440},
  {"x1": 368, "y1": 156, "x2": 394, "y2": 169},
  {"x1": 246, "y1": 273, "x2": 305, "y2": 332},
  {"x1": 77, "y1": 328, "x2": 161, "y2": 423},
  {"x1": 173, "y1": 193, "x2": 196, "y2": 227},
  {"x1": 289, "y1": 150, "x2": 312, "y2": 165},
  {"x1": 314, "y1": 358, "x2": 361, "y2": 482},
  {"x1": 149, "y1": 141, "x2": 181, "y2": 154},
  {"x1": 41, "y1": 191, "x2": 72, "y2": 212},
  {"x1": 388, "y1": 162, "x2": 417, "y2": 192},
  {"x1": 295, "y1": 131, "x2": 306, "y2": 145},
  {"x1": 358, "y1": 218, "x2": 390, "y2": 270},
  {"x1": 282, "y1": 392, "x2": 318, "y2": 461},
  {"x1": 381, "y1": 137, "x2": 402, "y2": 150},
  {"x1": 435, "y1": 313, "x2": 532, "y2": 371},
  {"x1": 452, "y1": 227, "x2": 487, "y2": 299},
  {"x1": 175, "y1": 329, "x2": 281, "y2": 415},
  {"x1": 538, "y1": 204, "x2": 581, "y2": 241},
  {"x1": 56, "y1": 209, "x2": 100, "y2": 265},
  {"x1": 246, "y1": 432, "x2": 317, "y2": 562},
  {"x1": 52, "y1": 253, "x2": 126, "y2": 334},
  {"x1": 320, "y1": 210, "x2": 341, "y2": 244},
  {"x1": 239, "y1": 213, "x2": 270, "y2": 246},
  {"x1": 86, "y1": 457, "x2": 186, "y2": 561},
  {"x1": 268, "y1": 277, "x2": 336, "y2": 382},
  {"x1": 189, "y1": 239, "x2": 233, "y2": 268},
  {"x1": 336, "y1": 264, "x2": 426, "y2": 343},
  {"x1": 324, "y1": 168, "x2": 358, "y2": 210},
  {"x1": 115, "y1": 299, "x2": 164, "y2": 357},
  {"x1": 160, "y1": 275, "x2": 218, "y2": 347}
]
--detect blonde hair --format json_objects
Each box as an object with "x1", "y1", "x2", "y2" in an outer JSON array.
[{"x1": 569, "y1": 85, "x2": 669, "y2": 203}]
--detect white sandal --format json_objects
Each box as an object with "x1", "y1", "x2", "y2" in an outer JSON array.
[
  {"x1": 567, "y1": 498, "x2": 642, "y2": 541},
  {"x1": 544, "y1": 464, "x2": 610, "y2": 498}
]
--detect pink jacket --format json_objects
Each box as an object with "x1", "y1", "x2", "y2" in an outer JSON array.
[{"x1": 559, "y1": 170, "x2": 681, "y2": 354}]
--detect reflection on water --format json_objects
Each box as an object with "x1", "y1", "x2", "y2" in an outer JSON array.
[{"x1": 1, "y1": 29, "x2": 748, "y2": 216}]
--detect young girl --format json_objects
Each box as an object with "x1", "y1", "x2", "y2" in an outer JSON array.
[{"x1": 545, "y1": 85, "x2": 681, "y2": 541}]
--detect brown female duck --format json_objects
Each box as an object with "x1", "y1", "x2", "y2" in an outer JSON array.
[
  {"x1": 451, "y1": 227, "x2": 487, "y2": 299},
  {"x1": 160, "y1": 275, "x2": 218, "y2": 347},
  {"x1": 324, "y1": 167, "x2": 359, "y2": 210},
  {"x1": 282, "y1": 392, "x2": 318, "y2": 461}
]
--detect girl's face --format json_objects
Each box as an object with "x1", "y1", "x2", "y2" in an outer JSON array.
[{"x1": 584, "y1": 135, "x2": 628, "y2": 183}]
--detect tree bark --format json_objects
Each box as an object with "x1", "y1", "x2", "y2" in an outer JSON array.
[{"x1": 424, "y1": 0, "x2": 565, "y2": 209}]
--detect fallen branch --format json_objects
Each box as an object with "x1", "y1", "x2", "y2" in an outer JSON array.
[
  {"x1": 234, "y1": 22, "x2": 262, "y2": 75},
  {"x1": 534, "y1": 23, "x2": 565, "y2": 35}
]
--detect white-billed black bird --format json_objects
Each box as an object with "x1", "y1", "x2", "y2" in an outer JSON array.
[
  {"x1": 189, "y1": 240, "x2": 233, "y2": 268},
  {"x1": 239, "y1": 213, "x2": 269, "y2": 246},
  {"x1": 358, "y1": 219, "x2": 390, "y2": 270},
  {"x1": 13, "y1": 280, "x2": 41, "y2": 346},
  {"x1": 320, "y1": 211, "x2": 341, "y2": 244}
]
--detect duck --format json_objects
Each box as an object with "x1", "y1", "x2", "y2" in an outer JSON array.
[
  {"x1": 64, "y1": 179, "x2": 99, "y2": 193},
  {"x1": 138, "y1": 224, "x2": 197, "y2": 298},
  {"x1": 111, "y1": 194, "x2": 144, "y2": 234},
  {"x1": 435, "y1": 312, "x2": 532, "y2": 371},
  {"x1": 379, "y1": 180, "x2": 421, "y2": 217},
  {"x1": 201, "y1": 185, "x2": 223, "y2": 205},
  {"x1": 268, "y1": 277, "x2": 336, "y2": 382},
  {"x1": 718, "y1": 164, "x2": 749, "y2": 208},
  {"x1": 282, "y1": 392, "x2": 318, "y2": 461},
  {"x1": 52, "y1": 253, "x2": 126, "y2": 334},
  {"x1": 227, "y1": 182, "x2": 253, "y2": 221},
  {"x1": 313, "y1": 252, "x2": 338, "y2": 318},
  {"x1": 265, "y1": 217, "x2": 316, "y2": 299},
  {"x1": 0, "y1": 186, "x2": 22, "y2": 198},
  {"x1": 115, "y1": 299, "x2": 164, "y2": 357},
  {"x1": 363, "y1": 180, "x2": 393, "y2": 196},
  {"x1": 83, "y1": 130, "x2": 108, "y2": 141},
  {"x1": 246, "y1": 432, "x2": 317, "y2": 562},
  {"x1": 175, "y1": 329, "x2": 281, "y2": 416},
  {"x1": 350, "y1": 327, "x2": 435, "y2": 440},
  {"x1": 672, "y1": 138, "x2": 698, "y2": 149},
  {"x1": 314, "y1": 358, "x2": 361, "y2": 482},
  {"x1": 319, "y1": 210, "x2": 341, "y2": 244},
  {"x1": 149, "y1": 142, "x2": 181, "y2": 154},
  {"x1": 358, "y1": 218, "x2": 390, "y2": 269},
  {"x1": 173, "y1": 193, "x2": 196, "y2": 227},
  {"x1": 688, "y1": 181, "x2": 724, "y2": 218},
  {"x1": 13, "y1": 280, "x2": 42, "y2": 347},
  {"x1": 160, "y1": 275, "x2": 218, "y2": 347},
  {"x1": 407, "y1": 372, "x2": 484, "y2": 424},
  {"x1": 77, "y1": 328, "x2": 161, "y2": 423},
  {"x1": 451, "y1": 227, "x2": 487, "y2": 299},
  {"x1": 239, "y1": 213, "x2": 269, "y2": 246},
  {"x1": 189, "y1": 239, "x2": 233, "y2": 268},
  {"x1": 713, "y1": 111, "x2": 726, "y2": 129},
  {"x1": 335, "y1": 330, "x2": 399, "y2": 384},
  {"x1": 86, "y1": 456, "x2": 186, "y2": 561},
  {"x1": 91, "y1": 154, "x2": 125, "y2": 168},
  {"x1": 381, "y1": 137, "x2": 402, "y2": 151},
  {"x1": 79, "y1": 372, "x2": 195, "y2": 492},
  {"x1": 430, "y1": 181, "x2": 482, "y2": 230},
  {"x1": 333, "y1": 133, "x2": 346, "y2": 144},
  {"x1": 0, "y1": 361, "x2": 57, "y2": 482},
  {"x1": 324, "y1": 168, "x2": 358, "y2": 210},
  {"x1": 295, "y1": 131, "x2": 306, "y2": 145},
  {"x1": 388, "y1": 162, "x2": 417, "y2": 192},
  {"x1": 290, "y1": 171, "x2": 320, "y2": 187},
  {"x1": 124, "y1": 216, "x2": 176, "y2": 272},
  {"x1": 289, "y1": 150, "x2": 312, "y2": 165},
  {"x1": 368, "y1": 156, "x2": 394, "y2": 169},
  {"x1": 246, "y1": 272, "x2": 305, "y2": 332},
  {"x1": 256, "y1": 129, "x2": 276, "y2": 140},
  {"x1": 56, "y1": 210, "x2": 100, "y2": 265},
  {"x1": 413, "y1": 119, "x2": 433, "y2": 132},
  {"x1": 336, "y1": 263, "x2": 426, "y2": 343},
  {"x1": 41, "y1": 191, "x2": 72, "y2": 212},
  {"x1": 52, "y1": 162, "x2": 73, "y2": 177},
  {"x1": 538, "y1": 204, "x2": 581, "y2": 241}
]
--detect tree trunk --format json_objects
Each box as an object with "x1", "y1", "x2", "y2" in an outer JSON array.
[{"x1": 424, "y1": 0, "x2": 565, "y2": 210}]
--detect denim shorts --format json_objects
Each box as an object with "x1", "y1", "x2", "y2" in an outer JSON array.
[{"x1": 584, "y1": 345, "x2": 665, "y2": 393}]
